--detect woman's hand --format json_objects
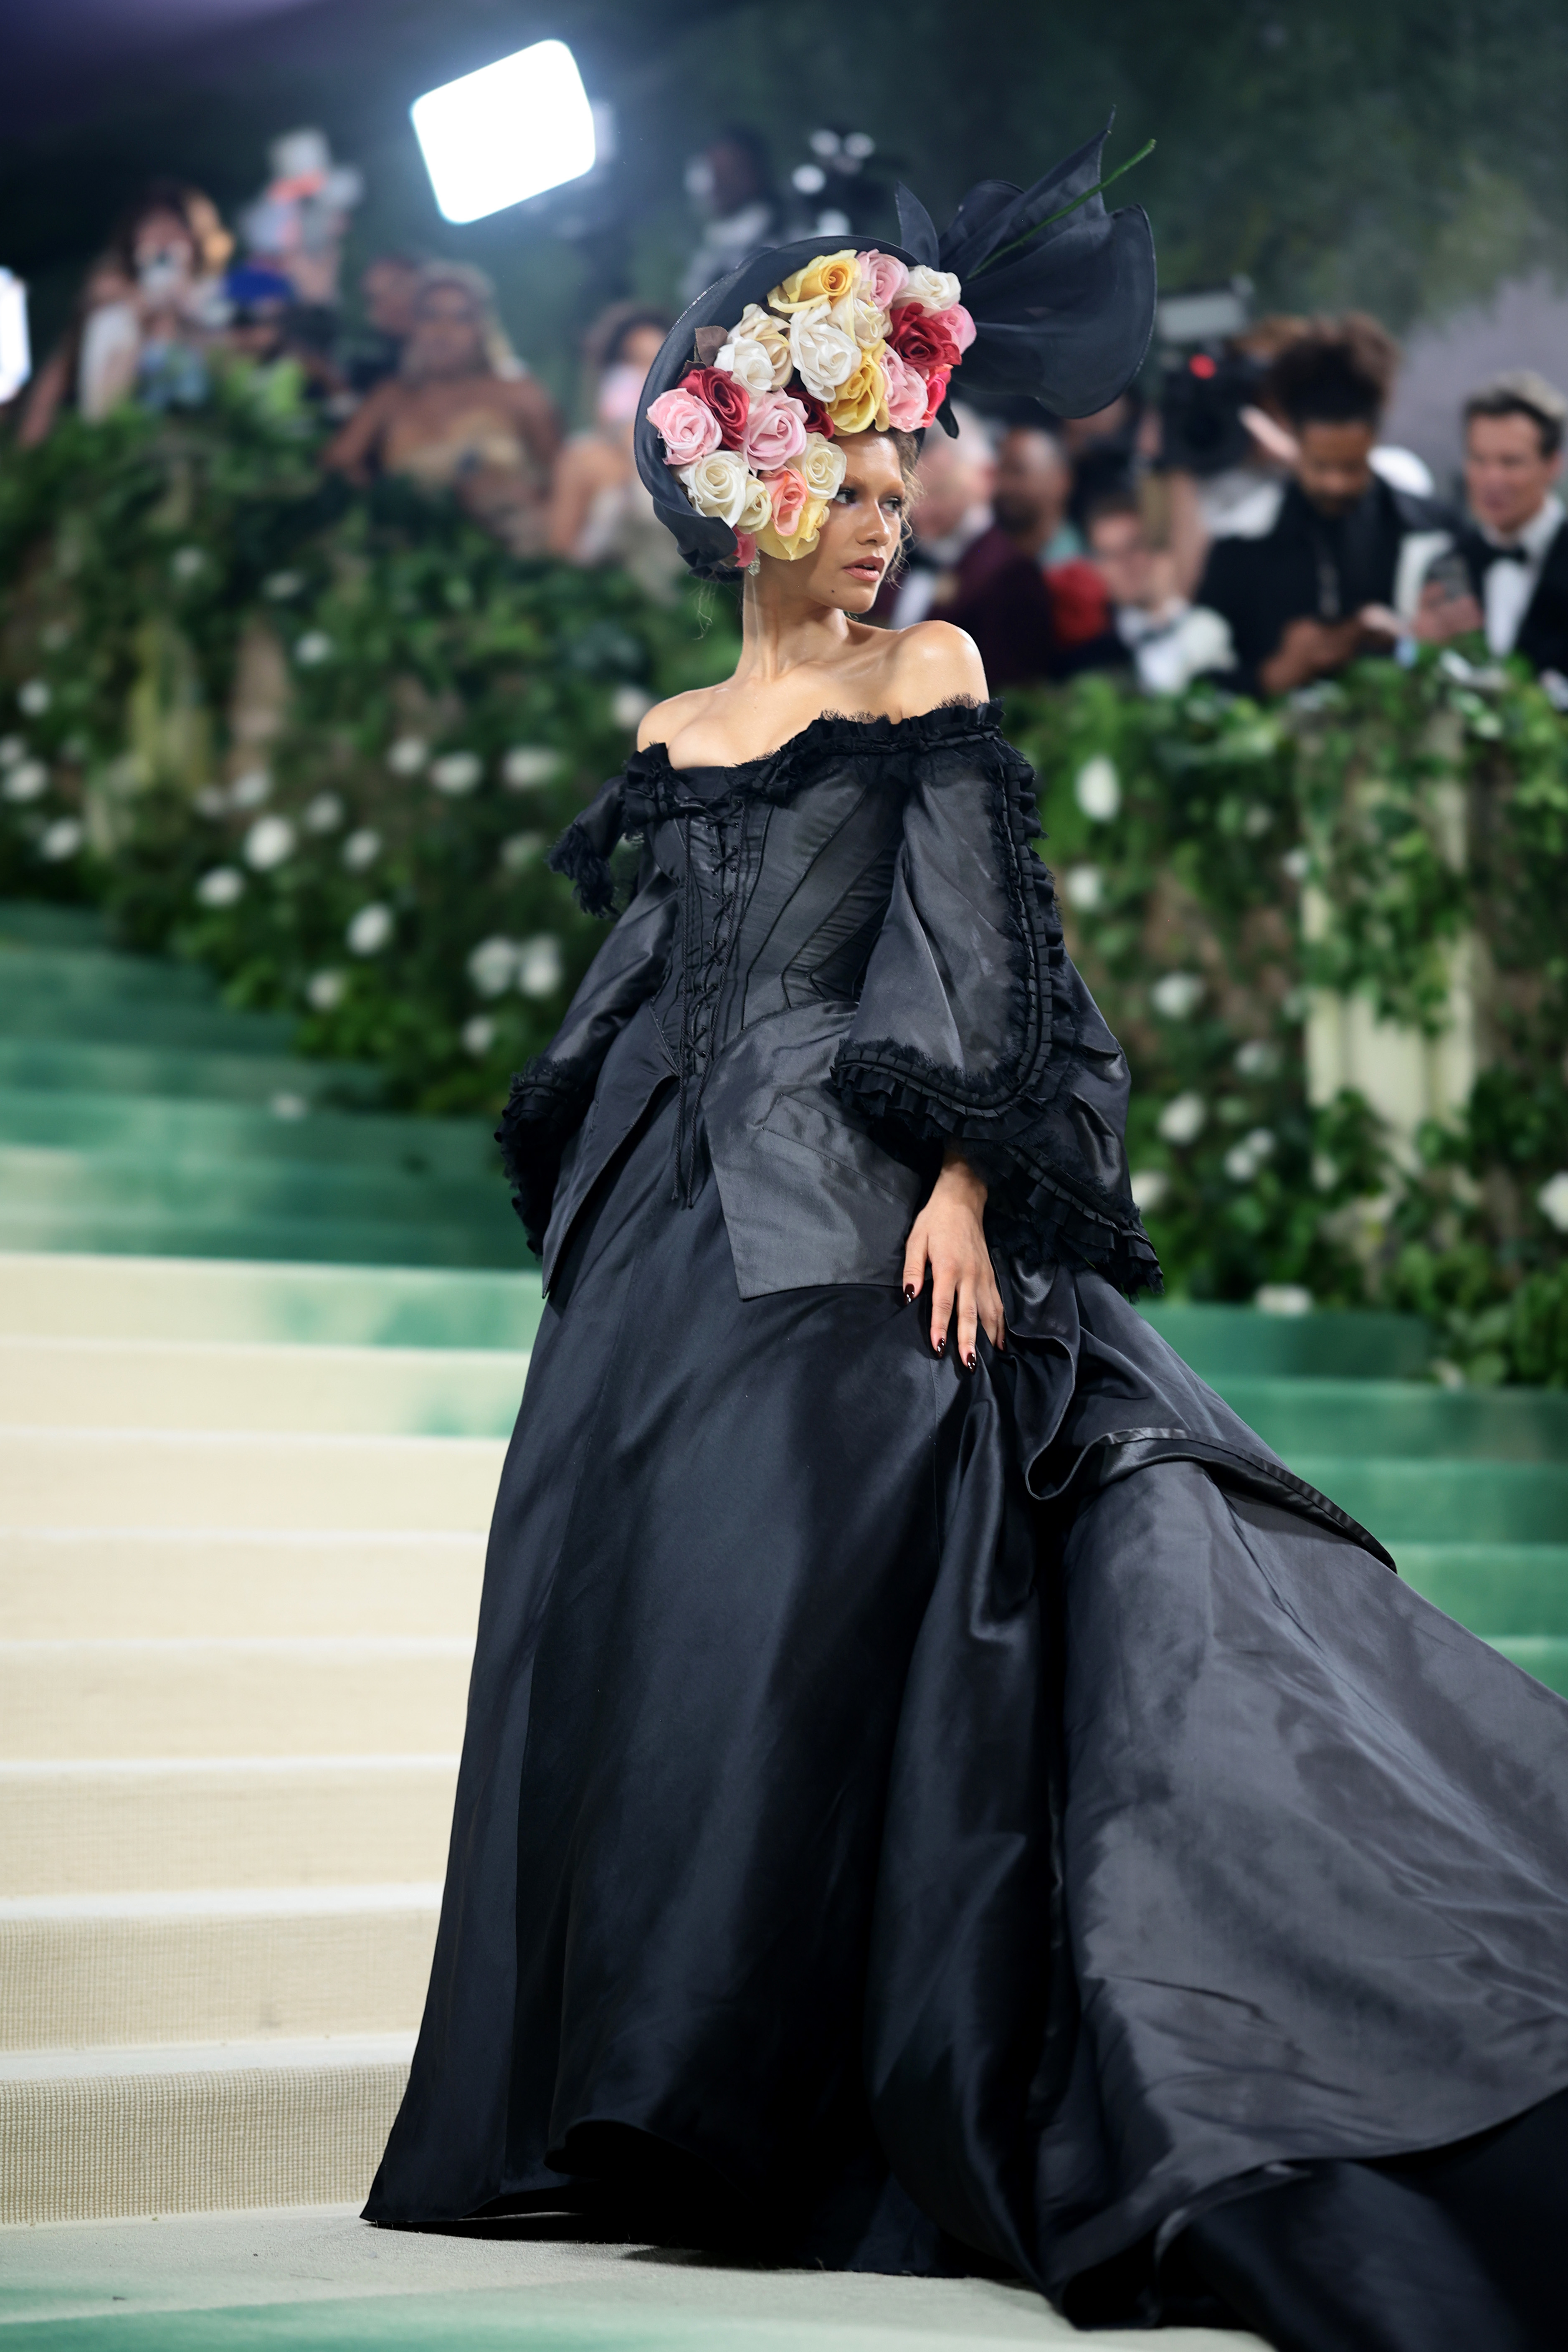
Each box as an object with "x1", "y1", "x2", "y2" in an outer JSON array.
[{"x1": 902, "y1": 1152, "x2": 1006, "y2": 1367}]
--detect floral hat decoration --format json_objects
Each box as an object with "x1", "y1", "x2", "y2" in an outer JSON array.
[{"x1": 636, "y1": 122, "x2": 1157, "y2": 580}]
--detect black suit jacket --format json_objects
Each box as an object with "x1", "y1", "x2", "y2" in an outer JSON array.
[{"x1": 1457, "y1": 517, "x2": 1568, "y2": 677}]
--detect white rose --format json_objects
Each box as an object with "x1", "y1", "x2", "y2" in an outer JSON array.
[
  {"x1": 678, "y1": 449, "x2": 751, "y2": 525},
  {"x1": 722, "y1": 304, "x2": 792, "y2": 389},
  {"x1": 18, "y1": 679, "x2": 51, "y2": 716},
  {"x1": 736, "y1": 473, "x2": 775, "y2": 534},
  {"x1": 1157, "y1": 1092, "x2": 1207, "y2": 1146},
  {"x1": 517, "y1": 935, "x2": 564, "y2": 998},
  {"x1": 1151, "y1": 971, "x2": 1204, "y2": 1019},
  {"x1": 611, "y1": 684, "x2": 654, "y2": 729},
  {"x1": 1538, "y1": 1171, "x2": 1568, "y2": 1233},
  {"x1": 1129, "y1": 1169, "x2": 1168, "y2": 1213},
  {"x1": 40, "y1": 818, "x2": 84, "y2": 861},
  {"x1": 196, "y1": 866, "x2": 244, "y2": 909},
  {"x1": 501, "y1": 830, "x2": 545, "y2": 871},
  {"x1": 1255, "y1": 1283, "x2": 1313, "y2": 1315},
  {"x1": 342, "y1": 827, "x2": 381, "y2": 871},
  {"x1": 716, "y1": 334, "x2": 780, "y2": 395},
  {"x1": 502, "y1": 745, "x2": 560, "y2": 789},
  {"x1": 307, "y1": 969, "x2": 346, "y2": 1011},
  {"x1": 346, "y1": 902, "x2": 393, "y2": 955},
  {"x1": 894, "y1": 266, "x2": 962, "y2": 314},
  {"x1": 387, "y1": 736, "x2": 428, "y2": 776},
  {"x1": 1235, "y1": 1038, "x2": 1280, "y2": 1078},
  {"x1": 303, "y1": 792, "x2": 345, "y2": 833},
  {"x1": 788, "y1": 307, "x2": 858, "y2": 401},
  {"x1": 243, "y1": 815, "x2": 295, "y2": 871},
  {"x1": 230, "y1": 768, "x2": 270, "y2": 809},
  {"x1": 1064, "y1": 864, "x2": 1103, "y2": 910},
  {"x1": 794, "y1": 434, "x2": 846, "y2": 500},
  {"x1": 431, "y1": 751, "x2": 483, "y2": 795},
  {"x1": 294, "y1": 631, "x2": 333, "y2": 666},
  {"x1": 1074, "y1": 754, "x2": 1121, "y2": 822},
  {"x1": 828, "y1": 290, "x2": 889, "y2": 350},
  {"x1": 2, "y1": 760, "x2": 48, "y2": 803},
  {"x1": 468, "y1": 936, "x2": 518, "y2": 997},
  {"x1": 0, "y1": 735, "x2": 24, "y2": 765},
  {"x1": 461, "y1": 1014, "x2": 496, "y2": 1058}
]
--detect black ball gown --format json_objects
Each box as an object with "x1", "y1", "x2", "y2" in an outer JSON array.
[{"x1": 366, "y1": 701, "x2": 1568, "y2": 2350}]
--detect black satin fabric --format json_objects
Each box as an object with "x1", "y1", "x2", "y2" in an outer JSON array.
[{"x1": 367, "y1": 1089, "x2": 1568, "y2": 2346}]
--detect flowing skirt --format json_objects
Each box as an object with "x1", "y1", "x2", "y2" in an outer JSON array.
[{"x1": 367, "y1": 1086, "x2": 1568, "y2": 2348}]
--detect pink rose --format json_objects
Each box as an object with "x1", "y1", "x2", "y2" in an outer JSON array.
[
  {"x1": 646, "y1": 387, "x2": 720, "y2": 468},
  {"x1": 880, "y1": 347, "x2": 929, "y2": 433},
  {"x1": 856, "y1": 249, "x2": 909, "y2": 309},
  {"x1": 766, "y1": 467, "x2": 809, "y2": 539},
  {"x1": 729, "y1": 530, "x2": 757, "y2": 571},
  {"x1": 929, "y1": 303, "x2": 976, "y2": 354},
  {"x1": 742, "y1": 391, "x2": 808, "y2": 472},
  {"x1": 918, "y1": 365, "x2": 952, "y2": 429}
]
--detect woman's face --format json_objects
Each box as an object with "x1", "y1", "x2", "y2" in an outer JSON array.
[
  {"x1": 791, "y1": 433, "x2": 908, "y2": 612},
  {"x1": 408, "y1": 286, "x2": 488, "y2": 379}
]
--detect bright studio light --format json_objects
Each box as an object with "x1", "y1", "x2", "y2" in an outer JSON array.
[
  {"x1": 410, "y1": 41, "x2": 596, "y2": 225},
  {"x1": 0, "y1": 270, "x2": 30, "y2": 404}
]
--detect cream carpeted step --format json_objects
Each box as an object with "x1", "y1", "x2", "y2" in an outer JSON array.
[
  {"x1": 0, "y1": 1528, "x2": 484, "y2": 1639},
  {"x1": 0, "y1": 2035, "x2": 413, "y2": 2224},
  {"x1": 0, "y1": 1336, "x2": 528, "y2": 1437},
  {"x1": 0, "y1": 1638, "x2": 473, "y2": 1759},
  {"x1": 0, "y1": 1758, "x2": 459, "y2": 1895},
  {"x1": 0, "y1": 1886, "x2": 441, "y2": 2048},
  {"x1": 2, "y1": 1426, "x2": 506, "y2": 1532}
]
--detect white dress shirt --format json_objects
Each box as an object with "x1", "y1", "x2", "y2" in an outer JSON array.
[{"x1": 1479, "y1": 492, "x2": 1565, "y2": 656}]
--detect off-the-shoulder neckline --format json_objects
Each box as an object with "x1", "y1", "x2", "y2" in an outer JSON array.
[{"x1": 634, "y1": 696, "x2": 1003, "y2": 780}]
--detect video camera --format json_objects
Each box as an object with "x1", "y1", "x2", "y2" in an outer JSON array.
[{"x1": 1156, "y1": 283, "x2": 1263, "y2": 478}]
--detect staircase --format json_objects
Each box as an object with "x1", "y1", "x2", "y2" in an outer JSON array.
[{"x1": 1, "y1": 910, "x2": 1564, "y2": 2228}]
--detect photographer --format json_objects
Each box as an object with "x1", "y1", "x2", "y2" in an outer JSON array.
[{"x1": 1195, "y1": 317, "x2": 1454, "y2": 697}]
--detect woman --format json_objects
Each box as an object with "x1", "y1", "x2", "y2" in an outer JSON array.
[
  {"x1": 547, "y1": 304, "x2": 685, "y2": 600},
  {"x1": 367, "y1": 134, "x2": 1568, "y2": 2350}
]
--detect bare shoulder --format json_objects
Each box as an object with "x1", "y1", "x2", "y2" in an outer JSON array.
[
  {"x1": 636, "y1": 684, "x2": 717, "y2": 753},
  {"x1": 887, "y1": 619, "x2": 990, "y2": 714}
]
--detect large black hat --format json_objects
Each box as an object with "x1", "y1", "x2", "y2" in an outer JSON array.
[{"x1": 635, "y1": 122, "x2": 1156, "y2": 579}]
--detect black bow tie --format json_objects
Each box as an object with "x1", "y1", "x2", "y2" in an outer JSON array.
[{"x1": 1487, "y1": 543, "x2": 1530, "y2": 563}]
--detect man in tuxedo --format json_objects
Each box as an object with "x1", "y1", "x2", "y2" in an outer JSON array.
[
  {"x1": 1197, "y1": 316, "x2": 1454, "y2": 697},
  {"x1": 1451, "y1": 372, "x2": 1568, "y2": 682},
  {"x1": 879, "y1": 404, "x2": 1063, "y2": 685}
]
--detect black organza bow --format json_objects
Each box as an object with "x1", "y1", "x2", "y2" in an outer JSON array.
[{"x1": 634, "y1": 122, "x2": 1156, "y2": 580}]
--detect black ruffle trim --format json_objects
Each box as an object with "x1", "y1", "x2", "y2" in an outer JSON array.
[
  {"x1": 546, "y1": 826, "x2": 616, "y2": 919},
  {"x1": 831, "y1": 726, "x2": 1162, "y2": 1299},
  {"x1": 622, "y1": 697, "x2": 1006, "y2": 828},
  {"x1": 495, "y1": 1054, "x2": 599, "y2": 1255}
]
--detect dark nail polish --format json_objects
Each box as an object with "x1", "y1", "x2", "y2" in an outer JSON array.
[
  {"x1": 933, "y1": 1337, "x2": 945, "y2": 1356},
  {"x1": 904, "y1": 1284, "x2": 917, "y2": 1303},
  {"x1": 965, "y1": 1351, "x2": 977, "y2": 1372}
]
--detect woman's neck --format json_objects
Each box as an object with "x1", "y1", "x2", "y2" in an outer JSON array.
[{"x1": 735, "y1": 571, "x2": 854, "y2": 687}]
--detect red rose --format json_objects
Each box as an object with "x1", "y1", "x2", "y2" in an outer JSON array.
[
  {"x1": 918, "y1": 365, "x2": 952, "y2": 430},
  {"x1": 888, "y1": 306, "x2": 961, "y2": 375},
  {"x1": 796, "y1": 391, "x2": 836, "y2": 439},
  {"x1": 681, "y1": 366, "x2": 749, "y2": 451}
]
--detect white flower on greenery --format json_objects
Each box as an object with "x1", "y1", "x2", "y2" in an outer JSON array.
[
  {"x1": 1439, "y1": 649, "x2": 1476, "y2": 684},
  {"x1": 1242, "y1": 803, "x2": 1272, "y2": 839},
  {"x1": 0, "y1": 735, "x2": 23, "y2": 766},
  {"x1": 196, "y1": 866, "x2": 244, "y2": 908},
  {"x1": 262, "y1": 570, "x2": 304, "y2": 600},
  {"x1": 1151, "y1": 971, "x2": 1204, "y2": 1020},
  {"x1": 307, "y1": 969, "x2": 347, "y2": 1012},
  {"x1": 516, "y1": 934, "x2": 565, "y2": 998},
  {"x1": 170, "y1": 545, "x2": 205, "y2": 582},
  {"x1": 346, "y1": 902, "x2": 394, "y2": 955},
  {"x1": 194, "y1": 786, "x2": 228, "y2": 818},
  {"x1": 1281, "y1": 846, "x2": 1311, "y2": 884},
  {"x1": 893, "y1": 266, "x2": 963, "y2": 314},
  {"x1": 18, "y1": 679, "x2": 51, "y2": 716},
  {"x1": 461, "y1": 1014, "x2": 496, "y2": 1058},
  {"x1": 269, "y1": 1091, "x2": 309, "y2": 1120},
  {"x1": 243, "y1": 815, "x2": 295, "y2": 871},
  {"x1": 431, "y1": 750, "x2": 483, "y2": 796},
  {"x1": 1538, "y1": 1171, "x2": 1568, "y2": 1233},
  {"x1": 678, "y1": 448, "x2": 751, "y2": 525},
  {"x1": 611, "y1": 684, "x2": 654, "y2": 730},
  {"x1": 794, "y1": 432, "x2": 847, "y2": 501},
  {"x1": 303, "y1": 792, "x2": 345, "y2": 833},
  {"x1": 39, "y1": 818, "x2": 84, "y2": 861},
  {"x1": 502, "y1": 745, "x2": 560, "y2": 790},
  {"x1": 294, "y1": 631, "x2": 334, "y2": 666},
  {"x1": 501, "y1": 831, "x2": 545, "y2": 872},
  {"x1": 1129, "y1": 1168, "x2": 1169, "y2": 1214},
  {"x1": 788, "y1": 308, "x2": 858, "y2": 402},
  {"x1": 467, "y1": 936, "x2": 518, "y2": 997},
  {"x1": 342, "y1": 827, "x2": 381, "y2": 871},
  {"x1": 1223, "y1": 1128, "x2": 1277, "y2": 1183},
  {"x1": 1256, "y1": 1282, "x2": 1313, "y2": 1315},
  {"x1": 230, "y1": 768, "x2": 271, "y2": 809},
  {"x1": 1063, "y1": 864, "x2": 1104, "y2": 911},
  {"x1": 1235, "y1": 1038, "x2": 1280, "y2": 1079},
  {"x1": 1073, "y1": 754, "x2": 1120, "y2": 822},
  {"x1": 3, "y1": 760, "x2": 48, "y2": 804},
  {"x1": 1312, "y1": 1152, "x2": 1339, "y2": 1192},
  {"x1": 1157, "y1": 1092, "x2": 1207, "y2": 1146},
  {"x1": 387, "y1": 737, "x2": 429, "y2": 777}
]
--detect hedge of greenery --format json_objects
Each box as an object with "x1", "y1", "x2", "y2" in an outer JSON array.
[{"x1": 3, "y1": 372, "x2": 1566, "y2": 1380}]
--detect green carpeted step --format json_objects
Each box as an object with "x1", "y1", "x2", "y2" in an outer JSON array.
[
  {"x1": 1398, "y1": 1544, "x2": 1568, "y2": 1633},
  {"x1": 0, "y1": 901, "x2": 110, "y2": 947},
  {"x1": 0, "y1": 944, "x2": 240, "y2": 1014},
  {"x1": 0, "y1": 1039, "x2": 382, "y2": 1109},
  {"x1": 0, "y1": 990, "x2": 298, "y2": 1057},
  {"x1": 1215, "y1": 1377, "x2": 1568, "y2": 1463},
  {"x1": 0, "y1": 1088, "x2": 500, "y2": 1177},
  {"x1": 1141, "y1": 1301, "x2": 1431, "y2": 1380},
  {"x1": 1291, "y1": 1456, "x2": 1568, "y2": 1546},
  {"x1": 0, "y1": 1204, "x2": 517, "y2": 1270},
  {"x1": 0, "y1": 1250, "x2": 545, "y2": 1349},
  {"x1": 0, "y1": 1146, "x2": 513, "y2": 1234}
]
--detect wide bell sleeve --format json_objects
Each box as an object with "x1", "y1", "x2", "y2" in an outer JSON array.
[
  {"x1": 830, "y1": 707, "x2": 1160, "y2": 1296},
  {"x1": 496, "y1": 773, "x2": 677, "y2": 1252}
]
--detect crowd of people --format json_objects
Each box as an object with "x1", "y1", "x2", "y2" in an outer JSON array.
[{"x1": 9, "y1": 144, "x2": 1568, "y2": 700}]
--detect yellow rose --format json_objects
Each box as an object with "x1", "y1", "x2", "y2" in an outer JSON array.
[
  {"x1": 824, "y1": 348, "x2": 888, "y2": 436},
  {"x1": 755, "y1": 495, "x2": 828, "y2": 562},
  {"x1": 768, "y1": 250, "x2": 859, "y2": 314}
]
